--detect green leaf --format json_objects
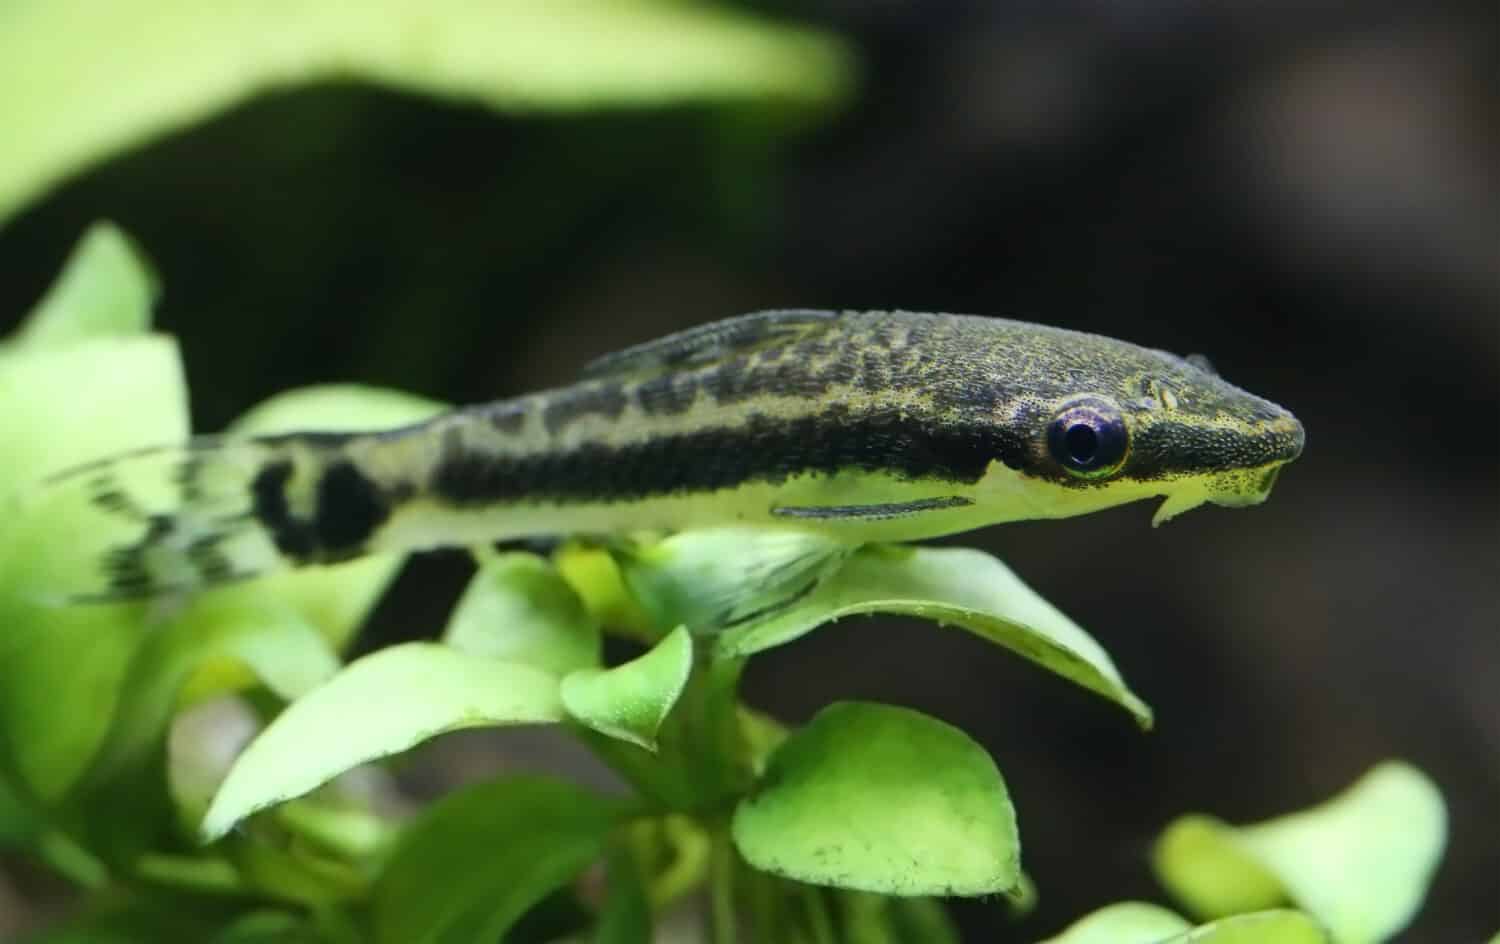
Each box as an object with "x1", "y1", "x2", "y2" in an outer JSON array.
[
  {"x1": 90, "y1": 602, "x2": 336, "y2": 786},
  {"x1": 64, "y1": 610, "x2": 337, "y2": 870},
  {"x1": 202, "y1": 643, "x2": 564, "y2": 840},
  {"x1": 211, "y1": 911, "x2": 320, "y2": 944},
  {"x1": 1166, "y1": 910, "x2": 1329, "y2": 943},
  {"x1": 0, "y1": 1, "x2": 852, "y2": 224},
  {"x1": 5, "y1": 222, "x2": 156, "y2": 351},
  {"x1": 594, "y1": 847, "x2": 652, "y2": 944},
  {"x1": 228, "y1": 384, "x2": 445, "y2": 437},
  {"x1": 718, "y1": 545, "x2": 1152, "y2": 727},
  {"x1": 1040, "y1": 902, "x2": 1192, "y2": 944},
  {"x1": 732, "y1": 701, "x2": 1020, "y2": 897},
  {"x1": 373, "y1": 775, "x2": 622, "y2": 944},
  {"x1": 0, "y1": 336, "x2": 189, "y2": 800},
  {"x1": 562, "y1": 625, "x2": 692, "y2": 751},
  {"x1": 614, "y1": 528, "x2": 852, "y2": 633},
  {"x1": 16, "y1": 898, "x2": 222, "y2": 944},
  {"x1": 1042, "y1": 905, "x2": 1331, "y2": 944},
  {"x1": 554, "y1": 543, "x2": 657, "y2": 639},
  {"x1": 1151, "y1": 816, "x2": 1286, "y2": 918},
  {"x1": 445, "y1": 552, "x2": 600, "y2": 675},
  {"x1": 1153, "y1": 762, "x2": 1446, "y2": 944}
]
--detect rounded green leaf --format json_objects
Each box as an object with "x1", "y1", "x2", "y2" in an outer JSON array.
[
  {"x1": 1166, "y1": 910, "x2": 1329, "y2": 943},
  {"x1": 227, "y1": 384, "x2": 446, "y2": 437},
  {"x1": 445, "y1": 552, "x2": 600, "y2": 675},
  {"x1": 1154, "y1": 762, "x2": 1446, "y2": 944},
  {"x1": 562, "y1": 625, "x2": 692, "y2": 751},
  {"x1": 718, "y1": 545, "x2": 1152, "y2": 727},
  {"x1": 0, "y1": 1, "x2": 852, "y2": 224},
  {"x1": 202, "y1": 643, "x2": 564, "y2": 840},
  {"x1": 732, "y1": 701, "x2": 1019, "y2": 897},
  {"x1": 1153, "y1": 816, "x2": 1287, "y2": 918},
  {"x1": 374, "y1": 776, "x2": 622, "y2": 944},
  {"x1": 1041, "y1": 902, "x2": 1192, "y2": 944},
  {"x1": 5, "y1": 221, "x2": 156, "y2": 351}
]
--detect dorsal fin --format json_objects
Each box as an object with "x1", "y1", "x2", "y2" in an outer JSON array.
[
  {"x1": 1183, "y1": 353, "x2": 1218, "y2": 376},
  {"x1": 579, "y1": 309, "x2": 839, "y2": 381}
]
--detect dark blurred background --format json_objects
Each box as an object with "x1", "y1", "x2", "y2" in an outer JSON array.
[{"x1": 1, "y1": 1, "x2": 1494, "y2": 940}]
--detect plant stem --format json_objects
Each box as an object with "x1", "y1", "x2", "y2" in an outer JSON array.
[
  {"x1": 802, "y1": 884, "x2": 837, "y2": 944},
  {"x1": 709, "y1": 825, "x2": 737, "y2": 944}
]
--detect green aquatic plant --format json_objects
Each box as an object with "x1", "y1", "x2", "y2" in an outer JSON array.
[{"x1": 0, "y1": 228, "x2": 1454, "y2": 943}]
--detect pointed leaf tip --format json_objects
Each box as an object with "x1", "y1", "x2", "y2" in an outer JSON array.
[
  {"x1": 561, "y1": 625, "x2": 692, "y2": 750},
  {"x1": 717, "y1": 545, "x2": 1152, "y2": 727}
]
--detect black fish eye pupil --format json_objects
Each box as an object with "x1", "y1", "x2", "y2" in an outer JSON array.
[
  {"x1": 1047, "y1": 398, "x2": 1129, "y2": 477},
  {"x1": 1065, "y1": 423, "x2": 1098, "y2": 463}
]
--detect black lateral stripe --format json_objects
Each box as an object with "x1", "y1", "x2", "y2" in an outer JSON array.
[
  {"x1": 429, "y1": 409, "x2": 1026, "y2": 507},
  {"x1": 770, "y1": 496, "x2": 974, "y2": 520}
]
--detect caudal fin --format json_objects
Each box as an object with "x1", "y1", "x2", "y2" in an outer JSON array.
[{"x1": 23, "y1": 438, "x2": 304, "y2": 602}]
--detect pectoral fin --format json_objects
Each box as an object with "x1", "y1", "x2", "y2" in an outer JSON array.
[{"x1": 771, "y1": 496, "x2": 973, "y2": 521}]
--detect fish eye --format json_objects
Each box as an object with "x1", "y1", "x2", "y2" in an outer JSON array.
[{"x1": 1047, "y1": 397, "x2": 1129, "y2": 477}]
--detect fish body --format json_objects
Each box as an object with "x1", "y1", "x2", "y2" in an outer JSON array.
[{"x1": 42, "y1": 310, "x2": 1304, "y2": 600}]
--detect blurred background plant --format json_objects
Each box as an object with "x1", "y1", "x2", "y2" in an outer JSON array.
[{"x1": 0, "y1": 0, "x2": 1494, "y2": 941}]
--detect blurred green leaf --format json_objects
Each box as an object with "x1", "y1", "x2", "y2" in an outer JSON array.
[
  {"x1": 202, "y1": 643, "x2": 564, "y2": 840},
  {"x1": 373, "y1": 775, "x2": 622, "y2": 944},
  {"x1": 0, "y1": 336, "x2": 189, "y2": 801},
  {"x1": 1153, "y1": 762, "x2": 1445, "y2": 944},
  {"x1": 89, "y1": 602, "x2": 336, "y2": 788},
  {"x1": 1039, "y1": 902, "x2": 1192, "y2": 943},
  {"x1": 562, "y1": 625, "x2": 692, "y2": 751},
  {"x1": 4, "y1": 222, "x2": 156, "y2": 351},
  {"x1": 553, "y1": 543, "x2": 657, "y2": 640},
  {"x1": 718, "y1": 545, "x2": 1152, "y2": 727},
  {"x1": 0, "y1": 770, "x2": 38, "y2": 846},
  {"x1": 445, "y1": 552, "x2": 600, "y2": 674},
  {"x1": 211, "y1": 911, "x2": 322, "y2": 944},
  {"x1": 60, "y1": 606, "x2": 337, "y2": 868},
  {"x1": 1042, "y1": 905, "x2": 1329, "y2": 944},
  {"x1": 16, "y1": 896, "x2": 222, "y2": 944},
  {"x1": 134, "y1": 852, "x2": 245, "y2": 896},
  {"x1": 737, "y1": 705, "x2": 790, "y2": 779},
  {"x1": 1169, "y1": 910, "x2": 1329, "y2": 943},
  {"x1": 594, "y1": 846, "x2": 652, "y2": 944},
  {"x1": 230, "y1": 834, "x2": 367, "y2": 906},
  {"x1": 227, "y1": 384, "x2": 445, "y2": 437},
  {"x1": 614, "y1": 528, "x2": 851, "y2": 633},
  {"x1": 732, "y1": 701, "x2": 1020, "y2": 897},
  {"x1": 1152, "y1": 816, "x2": 1286, "y2": 918},
  {"x1": 0, "y1": 1, "x2": 853, "y2": 224}
]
